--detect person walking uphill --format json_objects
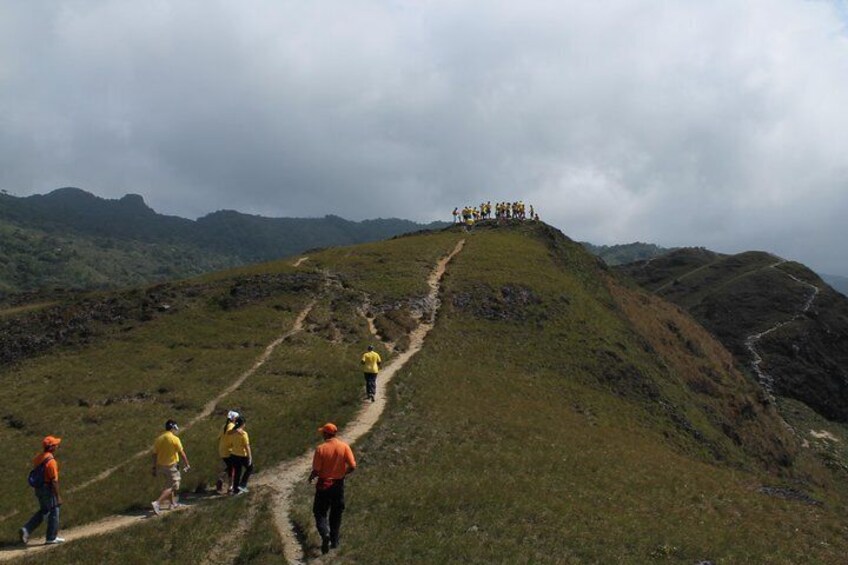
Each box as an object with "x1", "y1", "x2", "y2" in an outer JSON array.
[
  {"x1": 309, "y1": 423, "x2": 356, "y2": 554},
  {"x1": 361, "y1": 345, "x2": 382, "y2": 402},
  {"x1": 216, "y1": 410, "x2": 239, "y2": 493},
  {"x1": 225, "y1": 416, "x2": 253, "y2": 495},
  {"x1": 151, "y1": 419, "x2": 190, "y2": 515},
  {"x1": 20, "y1": 436, "x2": 64, "y2": 545}
]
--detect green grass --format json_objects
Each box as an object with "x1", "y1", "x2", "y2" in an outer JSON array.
[
  {"x1": 0, "y1": 231, "x2": 463, "y2": 559},
  {"x1": 289, "y1": 225, "x2": 848, "y2": 563},
  {"x1": 4, "y1": 223, "x2": 848, "y2": 563}
]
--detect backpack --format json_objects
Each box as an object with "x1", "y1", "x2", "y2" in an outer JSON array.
[{"x1": 28, "y1": 455, "x2": 54, "y2": 488}]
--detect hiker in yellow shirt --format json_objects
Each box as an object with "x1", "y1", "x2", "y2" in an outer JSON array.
[
  {"x1": 216, "y1": 410, "x2": 239, "y2": 493},
  {"x1": 151, "y1": 419, "x2": 190, "y2": 515},
  {"x1": 225, "y1": 416, "x2": 253, "y2": 495},
  {"x1": 361, "y1": 345, "x2": 382, "y2": 402}
]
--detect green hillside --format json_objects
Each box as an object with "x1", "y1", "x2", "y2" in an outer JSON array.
[
  {"x1": 619, "y1": 249, "x2": 848, "y2": 424},
  {"x1": 2, "y1": 223, "x2": 847, "y2": 563},
  {"x1": 580, "y1": 241, "x2": 671, "y2": 266},
  {"x1": 0, "y1": 188, "x2": 446, "y2": 295}
]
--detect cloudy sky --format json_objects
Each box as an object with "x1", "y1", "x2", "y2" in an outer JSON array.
[{"x1": 2, "y1": 1, "x2": 847, "y2": 274}]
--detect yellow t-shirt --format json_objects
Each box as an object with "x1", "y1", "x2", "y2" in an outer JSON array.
[
  {"x1": 154, "y1": 431, "x2": 183, "y2": 466},
  {"x1": 226, "y1": 430, "x2": 250, "y2": 457},
  {"x1": 218, "y1": 422, "x2": 235, "y2": 458},
  {"x1": 361, "y1": 351, "x2": 382, "y2": 374}
]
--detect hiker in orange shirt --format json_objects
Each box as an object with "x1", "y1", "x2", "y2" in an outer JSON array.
[
  {"x1": 309, "y1": 423, "x2": 356, "y2": 554},
  {"x1": 20, "y1": 436, "x2": 63, "y2": 545}
]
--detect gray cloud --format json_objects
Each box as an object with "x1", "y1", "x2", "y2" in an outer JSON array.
[{"x1": 1, "y1": 0, "x2": 847, "y2": 273}]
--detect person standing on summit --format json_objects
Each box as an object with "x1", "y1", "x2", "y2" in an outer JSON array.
[
  {"x1": 20, "y1": 436, "x2": 64, "y2": 545},
  {"x1": 360, "y1": 345, "x2": 382, "y2": 402}
]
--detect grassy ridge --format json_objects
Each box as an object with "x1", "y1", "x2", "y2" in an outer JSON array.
[
  {"x1": 302, "y1": 224, "x2": 848, "y2": 563},
  {"x1": 0, "y1": 230, "x2": 464, "y2": 559},
  {"x1": 4, "y1": 224, "x2": 848, "y2": 562}
]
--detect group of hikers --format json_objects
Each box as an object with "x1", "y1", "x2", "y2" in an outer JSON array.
[
  {"x1": 452, "y1": 200, "x2": 537, "y2": 227},
  {"x1": 19, "y1": 345, "x2": 383, "y2": 555}
]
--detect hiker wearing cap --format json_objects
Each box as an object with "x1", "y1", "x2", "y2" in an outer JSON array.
[
  {"x1": 216, "y1": 410, "x2": 239, "y2": 494},
  {"x1": 20, "y1": 436, "x2": 64, "y2": 545},
  {"x1": 151, "y1": 419, "x2": 190, "y2": 515},
  {"x1": 309, "y1": 423, "x2": 356, "y2": 554},
  {"x1": 225, "y1": 416, "x2": 253, "y2": 495},
  {"x1": 360, "y1": 345, "x2": 382, "y2": 402}
]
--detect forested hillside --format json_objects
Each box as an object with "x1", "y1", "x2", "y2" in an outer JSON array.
[{"x1": 0, "y1": 188, "x2": 446, "y2": 295}]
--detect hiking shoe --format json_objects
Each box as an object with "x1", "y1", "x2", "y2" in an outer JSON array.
[
  {"x1": 321, "y1": 536, "x2": 330, "y2": 554},
  {"x1": 19, "y1": 527, "x2": 29, "y2": 544},
  {"x1": 239, "y1": 487, "x2": 249, "y2": 494},
  {"x1": 370, "y1": 394, "x2": 375, "y2": 402},
  {"x1": 45, "y1": 537, "x2": 65, "y2": 544},
  {"x1": 151, "y1": 501, "x2": 161, "y2": 515}
]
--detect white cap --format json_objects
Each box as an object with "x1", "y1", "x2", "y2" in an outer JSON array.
[{"x1": 227, "y1": 410, "x2": 239, "y2": 420}]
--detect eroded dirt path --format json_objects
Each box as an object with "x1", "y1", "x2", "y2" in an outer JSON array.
[
  {"x1": 68, "y1": 301, "x2": 316, "y2": 494},
  {"x1": 293, "y1": 257, "x2": 310, "y2": 268},
  {"x1": 744, "y1": 261, "x2": 821, "y2": 395},
  {"x1": 0, "y1": 240, "x2": 465, "y2": 563},
  {"x1": 0, "y1": 303, "x2": 317, "y2": 562},
  {"x1": 256, "y1": 239, "x2": 465, "y2": 564}
]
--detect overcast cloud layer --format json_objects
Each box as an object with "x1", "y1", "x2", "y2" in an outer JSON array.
[{"x1": 1, "y1": 1, "x2": 847, "y2": 273}]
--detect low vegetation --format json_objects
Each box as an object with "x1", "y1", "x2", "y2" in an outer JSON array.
[{"x1": 3, "y1": 222, "x2": 848, "y2": 563}]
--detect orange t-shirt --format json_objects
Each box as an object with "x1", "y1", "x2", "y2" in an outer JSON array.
[
  {"x1": 312, "y1": 438, "x2": 356, "y2": 481},
  {"x1": 33, "y1": 452, "x2": 59, "y2": 484}
]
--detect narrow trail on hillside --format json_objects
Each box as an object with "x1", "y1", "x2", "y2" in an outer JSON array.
[
  {"x1": 0, "y1": 302, "x2": 317, "y2": 562},
  {"x1": 357, "y1": 302, "x2": 396, "y2": 353},
  {"x1": 199, "y1": 494, "x2": 260, "y2": 565},
  {"x1": 0, "y1": 242, "x2": 466, "y2": 563},
  {"x1": 744, "y1": 261, "x2": 821, "y2": 395},
  {"x1": 68, "y1": 301, "x2": 316, "y2": 494},
  {"x1": 653, "y1": 259, "x2": 721, "y2": 293},
  {"x1": 256, "y1": 239, "x2": 465, "y2": 564},
  {"x1": 293, "y1": 257, "x2": 310, "y2": 267}
]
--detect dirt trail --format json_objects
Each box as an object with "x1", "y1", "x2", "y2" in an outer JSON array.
[
  {"x1": 744, "y1": 261, "x2": 821, "y2": 395},
  {"x1": 293, "y1": 257, "x2": 310, "y2": 268},
  {"x1": 0, "y1": 303, "x2": 317, "y2": 561},
  {"x1": 199, "y1": 495, "x2": 260, "y2": 565},
  {"x1": 357, "y1": 302, "x2": 396, "y2": 353},
  {"x1": 0, "y1": 240, "x2": 465, "y2": 563},
  {"x1": 256, "y1": 239, "x2": 465, "y2": 564},
  {"x1": 69, "y1": 301, "x2": 315, "y2": 494}
]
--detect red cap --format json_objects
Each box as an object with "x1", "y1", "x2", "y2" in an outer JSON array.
[
  {"x1": 318, "y1": 423, "x2": 338, "y2": 436},
  {"x1": 42, "y1": 436, "x2": 62, "y2": 449}
]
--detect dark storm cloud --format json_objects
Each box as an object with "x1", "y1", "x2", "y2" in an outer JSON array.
[{"x1": 1, "y1": 1, "x2": 847, "y2": 273}]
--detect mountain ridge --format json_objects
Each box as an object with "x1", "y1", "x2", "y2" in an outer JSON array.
[{"x1": 0, "y1": 188, "x2": 447, "y2": 295}]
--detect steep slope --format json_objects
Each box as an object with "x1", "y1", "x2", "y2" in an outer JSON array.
[
  {"x1": 620, "y1": 249, "x2": 848, "y2": 423},
  {"x1": 2, "y1": 224, "x2": 848, "y2": 563}
]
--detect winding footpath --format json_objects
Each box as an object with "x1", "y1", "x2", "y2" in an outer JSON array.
[
  {"x1": 0, "y1": 302, "x2": 316, "y2": 563},
  {"x1": 743, "y1": 260, "x2": 821, "y2": 395},
  {"x1": 0, "y1": 241, "x2": 464, "y2": 563},
  {"x1": 256, "y1": 239, "x2": 465, "y2": 564}
]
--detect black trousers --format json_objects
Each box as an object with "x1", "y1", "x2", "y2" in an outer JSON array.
[
  {"x1": 313, "y1": 479, "x2": 346, "y2": 544},
  {"x1": 364, "y1": 373, "x2": 377, "y2": 397},
  {"x1": 227, "y1": 455, "x2": 253, "y2": 491}
]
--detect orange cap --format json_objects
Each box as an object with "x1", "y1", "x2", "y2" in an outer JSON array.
[
  {"x1": 318, "y1": 423, "x2": 338, "y2": 436},
  {"x1": 42, "y1": 436, "x2": 62, "y2": 449}
]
